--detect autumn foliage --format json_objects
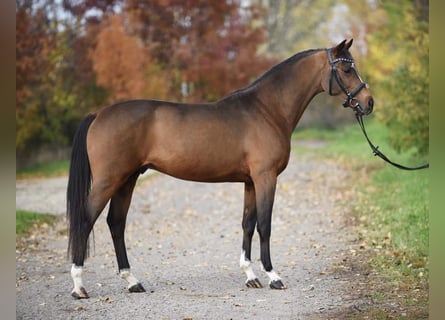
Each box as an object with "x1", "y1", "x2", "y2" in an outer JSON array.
[
  {"x1": 365, "y1": 0, "x2": 429, "y2": 155},
  {"x1": 16, "y1": 0, "x2": 429, "y2": 160},
  {"x1": 16, "y1": 0, "x2": 275, "y2": 155},
  {"x1": 91, "y1": 14, "x2": 169, "y2": 102}
]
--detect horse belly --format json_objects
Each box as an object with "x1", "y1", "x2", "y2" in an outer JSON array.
[
  {"x1": 147, "y1": 133, "x2": 249, "y2": 182},
  {"x1": 139, "y1": 103, "x2": 252, "y2": 182}
]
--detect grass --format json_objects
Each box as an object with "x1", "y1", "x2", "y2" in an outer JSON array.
[
  {"x1": 299, "y1": 118, "x2": 429, "y2": 262},
  {"x1": 294, "y1": 118, "x2": 429, "y2": 317},
  {"x1": 366, "y1": 163, "x2": 429, "y2": 260},
  {"x1": 16, "y1": 210, "x2": 59, "y2": 237},
  {"x1": 322, "y1": 119, "x2": 428, "y2": 271},
  {"x1": 16, "y1": 160, "x2": 70, "y2": 179},
  {"x1": 295, "y1": 117, "x2": 395, "y2": 161}
]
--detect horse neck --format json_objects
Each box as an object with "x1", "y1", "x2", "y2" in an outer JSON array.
[{"x1": 255, "y1": 50, "x2": 325, "y2": 137}]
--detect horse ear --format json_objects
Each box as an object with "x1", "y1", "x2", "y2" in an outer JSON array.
[
  {"x1": 334, "y1": 39, "x2": 347, "y2": 54},
  {"x1": 345, "y1": 39, "x2": 353, "y2": 50}
]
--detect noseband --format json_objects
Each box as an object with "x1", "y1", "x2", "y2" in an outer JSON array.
[{"x1": 327, "y1": 48, "x2": 367, "y2": 113}]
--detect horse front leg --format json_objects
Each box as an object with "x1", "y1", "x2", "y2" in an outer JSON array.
[
  {"x1": 253, "y1": 172, "x2": 287, "y2": 290},
  {"x1": 240, "y1": 182, "x2": 263, "y2": 288}
]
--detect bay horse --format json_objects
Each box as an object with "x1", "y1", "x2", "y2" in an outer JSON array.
[{"x1": 67, "y1": 39, "x2": 374, "y2": 299}]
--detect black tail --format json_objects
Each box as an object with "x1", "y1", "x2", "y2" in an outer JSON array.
[{"x1": 67, "y1": 113, "x2": 96, "y2": 262}]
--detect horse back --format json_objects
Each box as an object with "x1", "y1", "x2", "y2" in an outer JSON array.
[{"x1": 87, "y1": 99, "x2": 257, "y2": 182}]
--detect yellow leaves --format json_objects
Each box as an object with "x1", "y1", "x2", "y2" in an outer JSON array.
[
  {"x1": 365, "y1": 0, "x2": 429, "y2": 155},
  {"x1": 367, "y1": 1, "x2": 428, "y2": 81},
  {"x1": 366, "y1": 43, "x2": 403, "y2": 82}
]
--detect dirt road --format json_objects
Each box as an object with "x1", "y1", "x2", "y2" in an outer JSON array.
[{"x1": 16, "y1": 145, "x2": 367, "y2": 319}]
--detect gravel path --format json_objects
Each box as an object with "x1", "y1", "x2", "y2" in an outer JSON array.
[{"x1": 16, "y1": 146, "x2": 363, "y2": 319}]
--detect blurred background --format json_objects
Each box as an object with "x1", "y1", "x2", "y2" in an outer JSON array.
[{"x1": 16, "y1": 0, "x2": 428, "y2": 170}]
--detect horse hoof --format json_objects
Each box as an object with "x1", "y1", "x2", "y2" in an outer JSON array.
[
  {"x1": 269, "y1": 280, "x2": 287, "y2": 290},
  {"x1": 129, "y1": 282, "x2": 146, "y2": 293},
  {"x1": 245, "y1": 278, "x2": 263, "y2": 289},
  {"x1": 71, "y1": 287, "x2": 89, "y2": 299}
]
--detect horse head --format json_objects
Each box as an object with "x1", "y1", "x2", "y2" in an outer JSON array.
[{"x1": 322, "y1": 39, "x2": 374, "y2": 116}]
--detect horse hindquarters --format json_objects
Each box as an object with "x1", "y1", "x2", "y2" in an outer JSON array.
[
  {"x1": 67, "y1": 111, "x2": 147, "y2": 298},
  {"x1": 67, "y1": 113, "x2": 123, "y2": 298}
]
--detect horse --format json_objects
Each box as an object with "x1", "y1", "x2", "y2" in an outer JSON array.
[{"x1": 67, "y1": 39, "x2": 374, "y2": 299}]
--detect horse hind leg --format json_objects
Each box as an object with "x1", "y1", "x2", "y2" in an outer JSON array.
[
  {"x1": 107, "y1": 172, "x2": 145, "y2": 293},
  {"x1": 70, "y1": 182, "x2": 116, "y2": 299}
]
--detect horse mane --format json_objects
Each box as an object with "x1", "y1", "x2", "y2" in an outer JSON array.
[{"x1": 219, "y1": 48, "x2": 322, "y2": 103}]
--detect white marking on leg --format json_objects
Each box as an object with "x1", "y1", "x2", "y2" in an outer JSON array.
[
  {"x1": 240, "y1": 250, "x2": 258, "y2": 281},
  {"x1": 265, "y1": 269, "x2": 282, "y2": 283},
  {"x1": 260, "y1": 263, "x2": 283, "y2": 284},
  {"x1": 119, "y1": 269, "x2": 140, "y2": 289},
  {"x1": 71, "y1": 264, "x2": 84, "y2": 293}
]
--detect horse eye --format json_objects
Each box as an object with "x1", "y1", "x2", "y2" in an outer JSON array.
[{"x1": 343, "y1": 68, "x2": 352, "y2": 74}]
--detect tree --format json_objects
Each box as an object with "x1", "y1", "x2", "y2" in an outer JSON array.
[
  {"x1": 16, "y1": 0, "x2": 106, "y2": 156},
  {"x1": 16, "y1": 0, "x2": 277, "y2": 161},
  {"x1": 16, "y1": 1, "x2": 59, "y2": 153},
  {"x1": 68, "y1": 0, "x2": 276, "y2": 102},
  {"x1": 124, "y1": 0, "x2": 276, "y2": 102},
  {"x1": 366, "y1": 0, "x2": 429, "y2": 155},
  {"x1": 170, "y1": 1, "x2": 275, "y2": 101},
  {"x1": 90, "y1": 14, "x2": 169, "y2": 102}
]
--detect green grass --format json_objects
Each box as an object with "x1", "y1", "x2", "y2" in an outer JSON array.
[
  {"x1": 16, "y1": 210, "x2": 59, "y2": 237},
  {"x1": 356, "y1": 162, "x2": 429, "y2": 283},
  {"x1": 16, "y1": 160, "x2": 70, "y2": 179},
  {"x1": 299, "y1": 119, "x2": 428, "y2": 268},
  {"x1": 295, "y1": 118, "x2": 429, "y2": 317},
  {"x1": 368, "y1": 164, "x2": 429, "y2": 258},
  {"x1": 295, "y1": 118, "x2": 393, "y2": 160}
]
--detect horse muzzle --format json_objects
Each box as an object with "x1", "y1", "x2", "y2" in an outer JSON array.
[
  {"x1": 346, "y1": 96, "x2": 373, "y2": 116},
  {"x1": 357, "y1": 97, "x2": 374, "y2": 116}
]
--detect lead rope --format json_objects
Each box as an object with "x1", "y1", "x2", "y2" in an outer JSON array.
[{"x1": 355, "y1": 112, "x2": 429, "y2": 170}]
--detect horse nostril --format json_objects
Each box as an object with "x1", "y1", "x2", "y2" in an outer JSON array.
[{"x1": 368, "y1": 97, "x2": 374, "y2": 111}]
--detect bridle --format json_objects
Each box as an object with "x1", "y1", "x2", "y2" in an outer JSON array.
[
  {"x1": 325, "y1": 48, "x2": 428, "y2": 171},
  {"x1": 327, "y1": 48, "x2": 367, "y2": 115}
]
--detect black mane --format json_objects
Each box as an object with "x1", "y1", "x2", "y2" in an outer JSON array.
[{"x1": 219, "y1": 48, "x2": 322, "y2": 102}]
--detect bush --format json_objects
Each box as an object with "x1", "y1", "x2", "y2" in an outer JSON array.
[{"x1": 366, "y1": 0, "x2": 429, "y2": 156}]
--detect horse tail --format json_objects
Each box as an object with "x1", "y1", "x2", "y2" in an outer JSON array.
[{"x1": 67, "y1": 113, "x2": 97, "y2": 261}]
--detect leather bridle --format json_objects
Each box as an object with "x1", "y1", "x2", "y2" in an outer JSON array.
[
  {"x1": 325, "y1": 48, "x2": 429, "y2": 170},
  {"x1": 326, "y1": 48, "x2": 367, "y2": 114}
]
